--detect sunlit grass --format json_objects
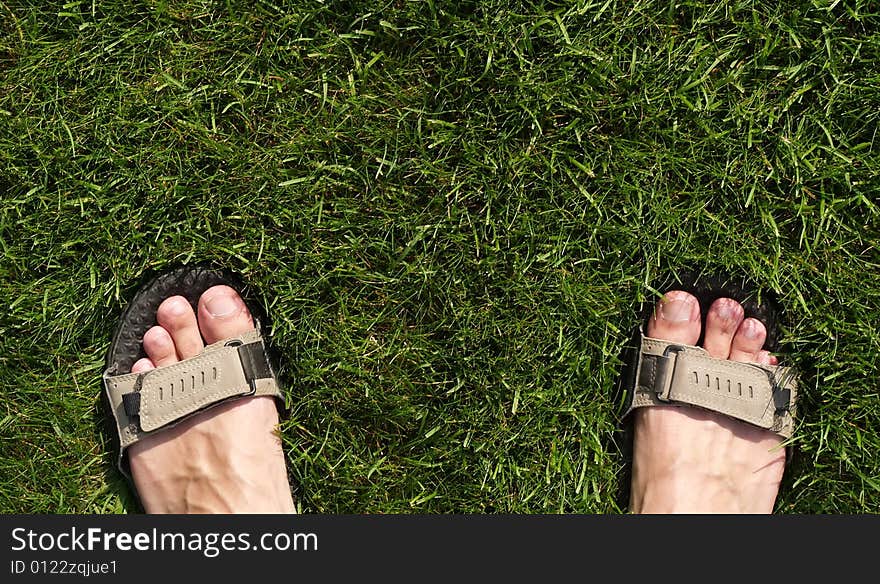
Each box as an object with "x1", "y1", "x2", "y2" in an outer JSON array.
[{"x1": 1, "y1": 0, "x2": 878, "y2": 513}]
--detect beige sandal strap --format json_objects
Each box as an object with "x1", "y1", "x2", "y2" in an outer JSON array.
[
  {"x1": 625, "y1": 331, "x2": 798, "y2": 438},
  {"x1": 103, "y1": 328, "x2": 285, "y2": 462}
]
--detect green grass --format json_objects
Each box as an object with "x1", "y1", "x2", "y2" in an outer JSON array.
[{"x1": 1, "y1": 0, "x2": 879, "y2": 514}]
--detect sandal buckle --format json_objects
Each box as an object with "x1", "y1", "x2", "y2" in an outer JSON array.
[{"x1": 654, "y1": 344, "x2": 686, "y2": 401}]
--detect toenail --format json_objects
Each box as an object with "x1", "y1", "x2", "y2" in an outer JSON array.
[
  {"x1": 205, "y1": 293, "x2": 240, "y2": 318},
  {"x1": 744, "y1": 319, "x2": 761, "y2": 339},
  {"x1": 164, "y1": 297, "x2": 191, "y2": 316},
  {"x1": 658, "y1": 296, "x2": 695, "y2": 322},
  {"x1": 144, "y1": 328, "x2": 171, "y2": 347},
  {"x1": 715, "y1": 303, "x2": 735, "y2": 320}
]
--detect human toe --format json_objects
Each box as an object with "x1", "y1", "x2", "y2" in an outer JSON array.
[
  {"x1": 131, "y1": 358, "x2": 155, "y2": 374},
  {"x1": 729, "y1": 318, "x2": 767, "y2": 362},
  {"x1": 156, "y1": 296, "x2": 204, "y2": 360},
  {"x1": 142, "y1": 326, "x2": 178, "y2": 367},
  {"x1": 197, "y1": 285, "x2": 254, "y2": 344},
  {"x1": 702, "y1": 298, "x2": 745, "y2": 359},
  {"x1": 646, "y1": 290, "x2": 701, "y2": 345}
]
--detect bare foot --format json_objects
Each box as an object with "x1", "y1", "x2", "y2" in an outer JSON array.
[
  {"x1": 126, "y1": 286, "x2": 295, "y2": 513},
  {"x1": 630, "y1": 291, "x2": 786, "y2": 513}
]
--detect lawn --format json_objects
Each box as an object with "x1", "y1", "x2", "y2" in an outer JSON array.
[{"x1": 1, "y1": 0, "x2": 879, "y2": 514}]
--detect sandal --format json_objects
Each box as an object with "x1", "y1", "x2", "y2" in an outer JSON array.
[
  {"x1": 620, "y1": 273, "x2": 798, "y2": 439},
  {"x1": 101, "y1": 265, "x2": 287, "y2": 492}
]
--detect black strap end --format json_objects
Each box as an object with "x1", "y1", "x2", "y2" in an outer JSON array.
[
  {"x1": 238, "y1": 341, "x2": 273, "y2": 382},
  {"x1": 122, "y1": 391, "x2": 141, "y2": 417}
]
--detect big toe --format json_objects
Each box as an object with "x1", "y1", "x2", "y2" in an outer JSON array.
[
  {"x1": 197, "y1": 285, "x2": 255, "y2": 344},
  {"x1": 646, "y1": 290, "x2": 701, "y2": 345}
]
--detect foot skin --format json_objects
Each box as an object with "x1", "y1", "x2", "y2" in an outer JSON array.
[
  {"x1": 629, "y1": 291, "x2": 786, "y2": 513},
  {"x1": 127, "y1": 286, "x2": 295, "y2": 514}
]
